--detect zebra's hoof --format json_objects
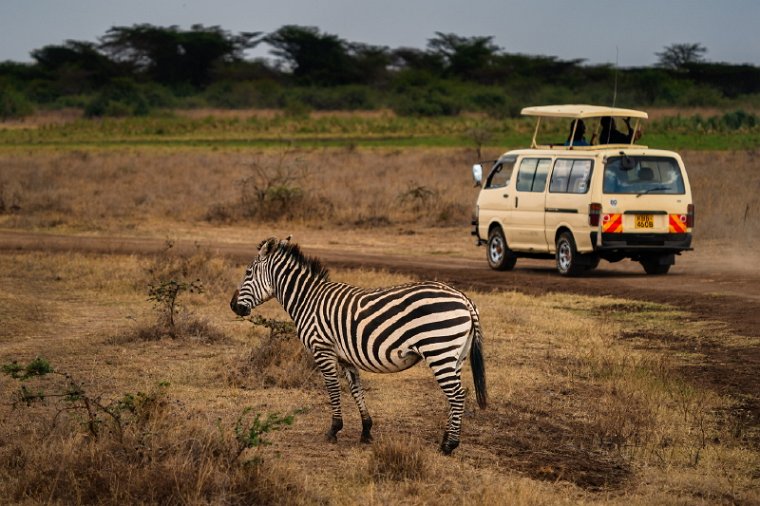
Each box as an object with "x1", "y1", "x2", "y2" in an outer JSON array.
[
  {"x1": 439, "y1": 438, "x2": 459, "y2": 455},
  {"x1": 360, "y1": 433, "x2": 373, "y2": 444},
  {"x1": 325, "y1": 432, "x2": 338, "y2": 443}
]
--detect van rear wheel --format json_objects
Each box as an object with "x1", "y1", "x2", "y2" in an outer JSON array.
[
  {"x1": 556, "y1": 232, "x2": 585, "y2": 276},
  {"x1": 640, "y1": 255, "x2": 672, "y2": 275},
  {"x1": 487, "y1": 227, "x2": 517, "y2": 271}
]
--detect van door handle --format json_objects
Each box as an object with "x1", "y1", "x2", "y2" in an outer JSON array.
[
  {"x1": 502, "y1": 193, "x2": 509, "y2": 198},
  {"x1": 515, "y1": 196, "x2": 519, "y2": 207}
]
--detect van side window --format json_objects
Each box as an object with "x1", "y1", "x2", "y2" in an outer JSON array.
[
  {"x1": 516, "y1": 158, "x2": 551, "y2": 192},
  {"x1": 549, "y1": 159, "x2": 593, "y2": 194},
  {"x1": 485, "y1": 157, "x2": 516, "y2": 188}
]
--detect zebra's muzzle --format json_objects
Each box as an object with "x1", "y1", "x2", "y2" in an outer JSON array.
[{"x1": 229, "y1": 290, "x2": 252, "y2": 317}]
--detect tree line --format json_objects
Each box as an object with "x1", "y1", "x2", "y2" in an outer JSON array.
[{"x1": 1, "y1": 24, "x2": 759, "y2": 119}]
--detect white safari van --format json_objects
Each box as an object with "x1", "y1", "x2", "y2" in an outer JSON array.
[{"x1": 471, "y1": 105, "x2": 694, "y2": 276}]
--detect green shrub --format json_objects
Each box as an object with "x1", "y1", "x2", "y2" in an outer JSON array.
[
  {"x1": 722, "y1": 110, "x2": 758, "y2": 130},
  {"x1": 392, "y1": 86, "x2": 461, "y2": 116},
  {"x1": 205, "y1": 81, "x2": 265, "y2": 108},
  {"x1": 84, "y1": 78, "x2": 151, "y2": 117},
  {"x1": 0, "y1": 85, "x2": 34, "y2": 120},
  {"x1": 287, "y1": 85, "x2": 378, "y2": 110}
]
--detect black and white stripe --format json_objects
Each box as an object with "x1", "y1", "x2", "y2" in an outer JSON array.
[{"x1": 230, "y1": 236, "x2": 487, "y2": 454}]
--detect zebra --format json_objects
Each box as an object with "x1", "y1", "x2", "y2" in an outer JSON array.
[{"x1": 229, "y1": 236, "x2": 487, "y2": 454}]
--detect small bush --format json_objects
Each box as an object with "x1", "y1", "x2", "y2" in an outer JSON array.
[
  {"x1": 84, "y1": 78, "x2": 151, "y2": 117},
  {"x1": 288, "y1": 85, "x2": 378, "y2": 110},
  {"x1": 722, "y1": 110, "x2": 758, "y2": 130},
  {"x1": 223, "y1": 316, "x2": 320, "y2": 389},
  {"x1": 144, "y1": 240, "x2": 232, "y2": 296},
  {"x1": 397, "y1": 182, "x2": 437, "y2": 214},
  {"x1": 238, "y1": 153, "x2": 334, "y2": 222},
  {"x1": 148, "y1": 278, "x2": 204, "y2": 329},
  {"x1": 392, "y1": 86, "x2": 461, "y2": 117},
  {"x1": 115, "y1": 241, "x2": 232, "y2": 342},
  {"x1": 0, "y1": 85, "x2": 34, "y2": 120}
]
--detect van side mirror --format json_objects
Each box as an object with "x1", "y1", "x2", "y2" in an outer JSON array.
[{"x1": 472, "y1": 164, "x2": 483, "y2": 187}]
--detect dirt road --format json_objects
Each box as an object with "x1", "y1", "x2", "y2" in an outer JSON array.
[{"x1": 1, "y1": 229, "x2": 757, "y2": 337}]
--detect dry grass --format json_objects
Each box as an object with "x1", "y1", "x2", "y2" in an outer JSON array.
[
  {"x1": 684, "y1": 149, "x2": 760, "y2": 246},
  {"x1": 0, "y1": 147, "x2": 483, "y2": 233},
  {"x1": 0, "y1": 146, "x2": 757, "y2": 248},
  {"x1": 366, "y1": 435, "x2": 430, "y2": 482},
  {"x1": 1, "y1": 249, "x2": 758, "y2": 505}
]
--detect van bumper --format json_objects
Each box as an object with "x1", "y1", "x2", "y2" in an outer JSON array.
[{"x1": 594, "y1": 232, "x2": 693, "y2": 252}]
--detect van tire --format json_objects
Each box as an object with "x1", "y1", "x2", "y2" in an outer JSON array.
[
  {"x1": 556, "y1": 232, "x2": 585, "y2": 276},
  {"x1": 641, "y1": 255, "x2": 672, "y2": 275},
  {"x1": 487, "y1": 227, "x2": 517, "y2": 271},
  {"x1": 586, "y1": 254, "x2": 600, "y2": 271}
]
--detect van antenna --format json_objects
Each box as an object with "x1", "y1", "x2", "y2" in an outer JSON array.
[{"x1": 612, "y1": 46, "x2": 619, "y2": 107}]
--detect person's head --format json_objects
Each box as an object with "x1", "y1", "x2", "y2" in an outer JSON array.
[
  {"x1": 569, "y1": 119, "x2": 586, "y2": 139},
  {"x1": 600, "y1": 116, "x2": 614, "y2": 130}
]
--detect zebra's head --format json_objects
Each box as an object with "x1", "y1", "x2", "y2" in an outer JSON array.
[{"x1": 230, "y1": 236, "x2": 290, "y2": 317}]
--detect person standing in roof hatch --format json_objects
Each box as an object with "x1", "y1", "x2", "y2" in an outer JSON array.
[
  {"x1": 564, "y1": 119, "x2": 589, "y2": 146},
  {"x1": 599, "y1": 116, "x2": 641, "y2": 144}
]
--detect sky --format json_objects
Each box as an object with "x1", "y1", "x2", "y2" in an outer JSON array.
[{"x1": 1, "y1": 0, "x2": 758, "y2": 68}]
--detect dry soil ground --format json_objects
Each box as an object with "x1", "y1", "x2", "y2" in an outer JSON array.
[{"x1": 2, "y1": 229, "x2": 758, "y2": 443}]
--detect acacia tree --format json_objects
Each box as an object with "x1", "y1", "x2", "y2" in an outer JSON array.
[
  {"x1": 656, "y1": 43, "x2": 708, "y2": 71},
  {"x1": 31, "y1": 40, "x2": 121, "y2": 93},
  {"x1": 391, "y1": 47, "x2": 445, "y2": 74},
  {"x1": 427, "y1": 32, "x2": 500, "y2": 81},
  {"x1": 99, "y1": 24, "x2": 262, "y2": 87},
  {"x1": 265, "y1": 25, "x2": 390, "y2": 85}
]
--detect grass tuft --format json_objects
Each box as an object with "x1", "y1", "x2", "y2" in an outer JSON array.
[{"x1": 366, "y1": 435, "x2": 430, "y2": 482}]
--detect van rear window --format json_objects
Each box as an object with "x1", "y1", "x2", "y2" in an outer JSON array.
[{"x1": 604, "y1": 156, "x2": 685, "y2": 195}]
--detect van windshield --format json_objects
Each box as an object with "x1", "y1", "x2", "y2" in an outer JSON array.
[{"x1": 603, "y1": 156, "x2": 686, "y2": 195}]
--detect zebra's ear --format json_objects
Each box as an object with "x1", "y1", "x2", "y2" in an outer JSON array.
[
  {"x1": 280, "y1": 235, "x2": 292, "y2": 247},
  {"x1": 258, "y1": 237, "x2": 278, "y2": 259}
]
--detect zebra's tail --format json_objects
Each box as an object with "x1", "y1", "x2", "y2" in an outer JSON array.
[{"x1": 469, "y1": 310, "x2": 488, "y2": 410}]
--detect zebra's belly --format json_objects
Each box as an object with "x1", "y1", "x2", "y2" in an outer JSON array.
[
  {"x1": 384, "y1": 348, "x2": 423, "y2": 372},
  {"x1": 337, "y1": 344, "x2": 422, "y2": 373}
]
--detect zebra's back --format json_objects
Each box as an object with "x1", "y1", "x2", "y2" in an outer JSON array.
[{"x1": 312, "y1": 281, "x2": 475, "y2": 373}]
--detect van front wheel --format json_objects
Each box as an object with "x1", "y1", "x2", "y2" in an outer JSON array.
[
  {"x1": 487, "y1": 228, "x2": 517, "y2": 271},
  {"x1": 556, "y1": 232, "x2": 585, "y2": 276}
]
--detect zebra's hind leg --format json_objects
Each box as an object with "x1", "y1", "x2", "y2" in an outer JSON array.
[
  {"x1": 423, "y1": 354, "x2": 466, "y2": 455},
  {"x1": 314, "y1": 352, "x2": 343, "y2": 443},
  {"x1": 439, "y1": 380, "x2": 465, "y2": 455},
  {"x1": 343, "y1": 364, "x2": 373, "y2": 443}
]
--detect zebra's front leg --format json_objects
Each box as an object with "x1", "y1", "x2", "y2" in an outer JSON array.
[
  {"x1": 314, "y1": 352, "x2": 344, "y2": 443},
  {"x1": 343, "y1": 365, "x2": 373, "y2": 443}
]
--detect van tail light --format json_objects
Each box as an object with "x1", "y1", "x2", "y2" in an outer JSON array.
[
  {"x1": 686, "y1": 203, "x2": 695, "y2": 228},
  {"x1": 589, "y1": 203, "x2": 602, "y2": 227}
]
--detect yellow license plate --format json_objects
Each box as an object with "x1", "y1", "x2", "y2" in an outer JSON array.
[{"x1": 635, "y1": 214, "x2": 654, "y2": 229}]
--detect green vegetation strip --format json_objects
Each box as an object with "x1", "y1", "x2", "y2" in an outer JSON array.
[{"x1": 1, "y1": 114, "x2": 758, "y2": 150}]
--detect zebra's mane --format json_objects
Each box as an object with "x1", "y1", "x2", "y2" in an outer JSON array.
[{"x1": 280, "y1": 242, "x2": 330, "y2": 282}]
